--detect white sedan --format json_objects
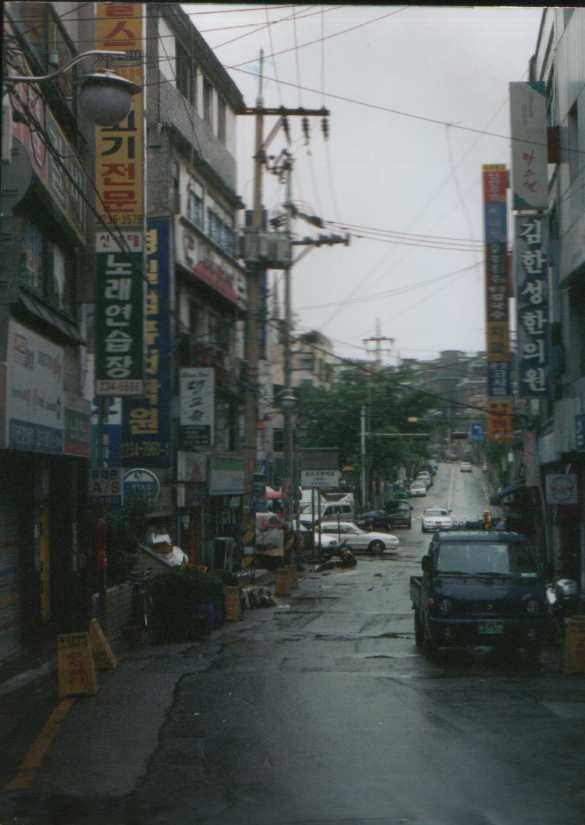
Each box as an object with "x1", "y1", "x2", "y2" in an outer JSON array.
[
  {"x1": 409, "y1": 482, "x2": 427, "y2": 497},
  {"x1": 316, "y1": 522, "x2": 399, "y2": 554},
  {"x1": 421, "y1": 507, "x2": 453, "y2": 533}
]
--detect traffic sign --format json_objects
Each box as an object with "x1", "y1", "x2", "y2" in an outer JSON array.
[
  {"x1": 470, "y1": 423, "x2": 485, "y2": 443},
  {"x1": 123, "y1": 468, "x2": 160, "y2": 501}
]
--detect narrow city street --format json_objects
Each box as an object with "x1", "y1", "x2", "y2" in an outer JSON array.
[{"x1": 1, "y1": 464, "x2": 584, "y2": 825}]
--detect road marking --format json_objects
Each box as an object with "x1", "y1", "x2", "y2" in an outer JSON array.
[
  {"x1": 447, "y1": 462, "x2": 456, "y2": 509},
  {"x1": 5, "y1": 697, "x2": 76, "y2": 789}
]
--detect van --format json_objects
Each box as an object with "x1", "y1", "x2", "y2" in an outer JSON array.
[{"x1": 320, "y1": 502, "x2": 355, "y2": 521}]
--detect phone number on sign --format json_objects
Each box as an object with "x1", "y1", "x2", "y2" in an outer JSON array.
[{"x1": 97, "y1": 380, "x2": 144, "y2": 395}]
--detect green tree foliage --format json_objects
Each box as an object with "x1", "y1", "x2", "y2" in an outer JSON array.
[
  {"x1": 297, "y1": 366, "x2": 440, "y2": 478},
  {"x1": 93, "y1": 494, "x2": 155, "y2": 588}
]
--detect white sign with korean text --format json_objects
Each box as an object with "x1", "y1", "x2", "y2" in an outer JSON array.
[
  {"x1": 180, "y1": 368, "x2": 215, "y2": 446},
  {"x1": 301, "y1": 470, "x2": 340, "y2": 488},
  {"x1": 6, "y1": 320, "x2": 64, "y2": 454},
  {"x1": 510, "y1": 82, "x2": 548, "y2": 210},
  {"x1": 545, "y1": 474, "x2": 578, "y2": 506}
]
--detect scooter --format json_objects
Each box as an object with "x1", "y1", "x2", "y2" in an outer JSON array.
[{"x1": 546, "y1": 579, "x2": 585, "y2": 645}]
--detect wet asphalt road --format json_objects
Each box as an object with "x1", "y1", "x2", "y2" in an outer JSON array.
[{"x1": 1, "y1": 463, "x2": 584, "y2": 825}]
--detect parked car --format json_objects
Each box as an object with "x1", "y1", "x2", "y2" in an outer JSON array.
[
  {"x1": 421, "y1": 507, "x2": 453, "y2": 533},
  {"x1": 460, "y1": 462, "x2": 472, "y2": 472},
  {"x1": 355, "y1": 509, "x2": 394, "y2": 532},
  {"x1": 411, "y1": 530, "x2": 547, "y2": 660},
  {"x1": 384, "y1": 500, "x2": 413, "y2": 528},
  {"x1": 409, "y1": 481, "x2": 427, "y2": 497},
  {"x1": 416, "y1": 473, "x2": 432, "y2": 489},
  {"x1": 317, "y1": 522, "x2": 399, "y2": 554}
]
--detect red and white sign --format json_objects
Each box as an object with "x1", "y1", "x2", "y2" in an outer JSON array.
[{"x1": 545, "y1": 474, "x2": 578, "y2": 505}]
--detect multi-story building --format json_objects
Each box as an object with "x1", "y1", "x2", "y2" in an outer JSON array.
[
  {"x1": 1, "y1": 3, "x2": 96, "y2": 665},
  {"x1": 260, "y1": 293, "x2": 340, "y2": 487},
  {"x1": 141, "y1": 5, "x2": 247, "y2": 560},
  {"x1": 506, "y1": 9, "x2": 585, "y2": 589}
]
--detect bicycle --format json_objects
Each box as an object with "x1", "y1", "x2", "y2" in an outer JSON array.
[{"x1": 130, "y1": 570, "x2": 153, "y2": 632}]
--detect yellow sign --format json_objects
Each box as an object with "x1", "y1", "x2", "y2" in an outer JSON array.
[
  {"x1": 89, "y1": 618, "x2": 117, "y2": 670},
  {"x1": 225, "y1": 586, "x2": 242, "y2": 621},
  {"x1": 486, "y1": 321, "x2": 511, "y2": 361},
  {"x1": 58, "y1": 632, "x2": 99, "y2": 698},
  {"x1": 562, "y1": 615, "x2": 585, "y2": 673},
  {"x1": 96, "y1": 3, "x2": 144, "y2": 228},
  {"x1": 488, "y1": 400, "x2": 513, "y2": 443}
]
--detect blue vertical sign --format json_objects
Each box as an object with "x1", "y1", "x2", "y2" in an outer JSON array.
[
  {"x1": 470, "y1": 423, "x2": 485, "y2": 443},
  {"x1": 121, "y1": 219, "x2": 172, "y2": 467},
  {"x1": 515, "y1": 215, "x2": 550, "y2": 397}
]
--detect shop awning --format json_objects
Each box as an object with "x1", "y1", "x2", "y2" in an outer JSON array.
[
  {"x1": 489, "y1": 482, "x2": 525, "y2": 506},
  {"x1": 19, "y1": 293, "x2": 86, "y2": 345}
]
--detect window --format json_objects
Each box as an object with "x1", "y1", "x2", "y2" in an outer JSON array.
[
  {"x1": 568, "y1": 104, "x2": 581, "y2": 188},
  {"x1": 207, "y1": 210, "x2": 221, "y2": 246},
  {"x1": 218, "y1": 97, "x2": 226, "y2": 143},
  {"x1": 188, "y1": 191, "x2": 204, "y2": 228},
  {"x1": 176, "y1": 40, "x2": 195, "y2": 105},
  {"x1": 568, "y1": 278, "x2": 585, "y2": 377},
  {"x1": 273, "y1": 428, "x2": 284, "y2": 452},
  {"x1": 10, "y1": 3, "x2": 76, "y2": 115},
  {"x1": 208, "y1": 312, "x2": 231, "y2": 353},
  {"x1": 19, "y1": 218, "x2": 75, "y2": 316},
  {"x1": 189, "y1": 301, "x2": 202, "y2": 338},
  {"x1": 203, "y1": 78, "x2": 213, "y2": 125},
  {"x1": 172, "y1": 161, "x2": 180, "y2": 214}
]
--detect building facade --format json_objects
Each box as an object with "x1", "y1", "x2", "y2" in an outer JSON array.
[
  {"x1": 1, "y1": 3, "x2": 96, "y2": 665},
  {"x1": 141, "y1": 4, "x2": 248, "y2": 562},
  {"x1": 516, "y1": 8, "x2": 585, "y2": 589}
]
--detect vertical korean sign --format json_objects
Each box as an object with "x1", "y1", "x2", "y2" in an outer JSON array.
[
  {"x1": 509, "y1": 82, "x2": 548, "y2": 211},
  {"x1": 180, "y1": 369, "x2": 215, "y2": 448},
  {"x1": 515, "y1": 215, "x2": 549, "y2": 396},
  {"x1": 95, "y1": 3, "x2": 144, "y2": 395},
  {"x1": 483, "y1": 165, "x2": 512, "y2": 442},
  {"x1": 121, "y1": 220, "x2": 172, "y2": 467}
]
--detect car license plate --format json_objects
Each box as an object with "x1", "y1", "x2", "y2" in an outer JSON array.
[{"x1": 478, "y1": 620, "x2": 504, "y2": 634}]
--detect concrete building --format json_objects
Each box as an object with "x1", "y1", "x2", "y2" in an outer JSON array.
[
  {"x1": 1, "y1": 3, "x2": 96, "y2": 665},
  {"x1": 142, "y1": 4, "x2": 247, "y2": 562},
  {"x1": 505, "y1": 9, "x2": 585, "y2": 589}
]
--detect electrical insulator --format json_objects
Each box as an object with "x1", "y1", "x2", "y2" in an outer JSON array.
[
  {"x1": 321, "y1": 117, "x2": 329, "y2": 140},
  {"x1": 302, "y1": 117, "x2": 310, "y2": 143},
  {"x1": 282, "y1": 116, "x2": 290, "y2": 143}
]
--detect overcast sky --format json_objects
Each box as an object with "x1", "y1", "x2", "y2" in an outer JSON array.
[{"x1": 182, "y1": 4, "x2": 544, "y2": 364}]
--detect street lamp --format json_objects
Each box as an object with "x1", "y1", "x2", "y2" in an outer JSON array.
[{"x1": 4, "y1": 50, "x2": 140, "y2": 126}]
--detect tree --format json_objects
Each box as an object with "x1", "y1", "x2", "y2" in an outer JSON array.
[{"x1": 296, "y1": 365, "x2": 440, "y2": 482}]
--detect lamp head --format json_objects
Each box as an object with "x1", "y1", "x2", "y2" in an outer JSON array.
[
  {"x1": 280, "y1": 391, "x2": 296, "y2": 411},
  {"x1": 78, "y1": 70, "x2": 141, "y2": 127}
]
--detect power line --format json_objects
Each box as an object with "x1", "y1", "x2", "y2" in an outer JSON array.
[
  {"x1": 295, "y1": 263, "x2": 481, "y2": 311},
  {"x1": 228, "y1": 7, "x2": 410, "y2": 67}
]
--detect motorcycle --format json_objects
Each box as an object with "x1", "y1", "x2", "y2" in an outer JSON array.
[{"x1": 546, "y1": 579, "x2": 585, "y2": 645}]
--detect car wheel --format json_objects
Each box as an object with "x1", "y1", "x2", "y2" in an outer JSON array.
[
  {"x1": 414, "y1": 609, "x2": 423, "y2": 648},
  {"x1": 368, "y1": 540, "x2": 384, "y2": 555},
  {"x1": 407, "y1": 519, "x2": 412, "y2": 529},
  {"x1": 423, "y1": 621, "x2": 437, "y2": 658},
  {"x1": 421, "y1": 525, "x2": 426, "y2": 533}
]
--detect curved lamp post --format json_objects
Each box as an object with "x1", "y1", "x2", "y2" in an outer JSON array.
[{"x1": 4, "y1": 50, "x2": 141, "y2": 126}]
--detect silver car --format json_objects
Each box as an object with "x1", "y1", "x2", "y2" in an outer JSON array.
[
  {"x1": 316, "y1": 522, "x2": 399, "y2": 555},
  {"x1": 421, "y1": 507, "x2": 453, "y2": 533},
  {"x1": 409, "y1": 482, "x2": 427, "y2": 497}
]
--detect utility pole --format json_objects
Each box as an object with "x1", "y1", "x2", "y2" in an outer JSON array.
[
  {"x1": 364, "y1": 319, "x2": 394, "y2": 370},
  {"x1": 239, "y1": 71, "x2": 333, "y2": 548},
  {"x1": 242, "y1": 52, "x2": 265, "y2": 535}
]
